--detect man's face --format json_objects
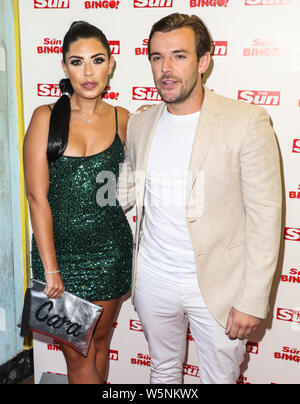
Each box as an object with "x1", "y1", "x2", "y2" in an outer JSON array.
[{"x1": 149, "y1": 27, "x2": 209, "y2": 105}]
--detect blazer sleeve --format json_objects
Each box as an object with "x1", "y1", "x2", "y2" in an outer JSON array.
[
  {"x1": 117, "y1": 115, "x2": 136, "y2": 214},
  {"x1": 233, "y1": 107, "x2": 282, "y2": 319}
]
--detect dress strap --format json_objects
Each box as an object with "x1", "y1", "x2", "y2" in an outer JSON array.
[{"x1": 114, "y1": 107, "x2": 119, "y2": 134}]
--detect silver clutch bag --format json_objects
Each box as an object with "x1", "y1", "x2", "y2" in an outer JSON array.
[{"x1": 18, "y1": 279, "x2": 103, "y2": 357}]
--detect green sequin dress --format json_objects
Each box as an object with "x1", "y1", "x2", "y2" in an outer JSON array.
[{"x1": 31, "y1": 108, "x2": 133, "y2": 301}]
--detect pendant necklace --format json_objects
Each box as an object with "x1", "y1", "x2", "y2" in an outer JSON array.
[{"x1": 73, "y1": 101, "x2": 104, "y2": 125}]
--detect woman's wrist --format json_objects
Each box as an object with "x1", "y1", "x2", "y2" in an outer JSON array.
[{"x1": 44, "y1": 270, "x2": 60, "y2": 275}]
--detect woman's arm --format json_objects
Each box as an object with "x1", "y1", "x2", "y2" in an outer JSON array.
[{"x1": 23, "y1": 105, "x2": 64, "y2": 299}]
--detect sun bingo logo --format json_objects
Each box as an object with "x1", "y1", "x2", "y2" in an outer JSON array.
[
  {"x1": 109, "y1": 41, "x2": 120, "y2": 55},
  {"x1": 38, "y1": 84, "x2": 61, "y2": 97},
  {"x1": 284, "y1": 227, "x2": 300, "y2": 242},
  {"x1": 102, "y1": 86, "x2": 120, "y2": 101},
  {"x1": 132, "y1": 87, "x2": 162, "y2": 101},
  {"x1": 281, "y1": 268, "x2": 300, "y2": 285},
  {"x1": 37, "y1": 38, "x2": 62, "y2": 54},
  {"x1": 212, "y1": 41, "x2": 228, "y2": 56},
  {"x1": 243, "y1": 39, "x2": 282, "y2": 57},
  {"x1": 246, "y1": 341, "x2": 259, "y2": 355},
  {"x1": 238, "y1": 90, "x2": 280, "y2": 106},
  {"x1": 190, "y1": 0, "x2": 229, "y2": 7},
  {"x1": 237, "y1": 376, "x2": 251, "y2": 385},
  {"x1": 184, "y1": 364, "x2": 199, "y2": 378},
  {"x1": 133, "y1": 0, "x2": 173, "y2": 7},
  {"x1": 277, "y1": 308, "x2": 300, "y2": 323},
  {"x1": 130, "y1": 319, "x2": 143, "y2": 332},
  {"x1": 292, "y1": 139, "x2": 300, "y2": 153},
  {"x1": 274, "y1": 346, "x2": 300, "y2": 363},
  {"x1": 109, "y1": 349, "x2": 119, "y2": 361},
  {"x1": 84, "y1": 0, "x2": 120, "y2": 8},
  {"x1": 135, "y1": 39, "x2": 149, "y2": 56},
  {"x1": 34, "y1": 0, "x2": 69, "y2": 8},
  {"x1": 131, "y1": 353, "x2": 151, "y2": 366},
  {"x1": 47, "y1": 340, "x2": 62, "y2": 352},
  {"x1": 289, "y1": 185, "x2": 300, "y2": 200},
  {"x1": 245, "y1": 0, "x2": 289, "y2": 5}
]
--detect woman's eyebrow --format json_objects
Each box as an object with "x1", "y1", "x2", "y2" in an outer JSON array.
[{"x1": 68, "y1": 52, "x2": 106, "y2": 60}]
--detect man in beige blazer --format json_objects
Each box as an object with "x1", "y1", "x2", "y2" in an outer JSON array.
[{"x1": 119, "y1": 13, "x2": 282, "y2": 384}]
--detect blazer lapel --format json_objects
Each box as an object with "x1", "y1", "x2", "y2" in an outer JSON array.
[
  {"x1": 135, "y1": 102, "x2": 165, "y2": 210},
  {"x1": 186, "y1": 87, "x2": 220, "y2": 206}
]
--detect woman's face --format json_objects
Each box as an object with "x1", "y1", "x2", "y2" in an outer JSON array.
[{"x1": 62, "y1": 37, "x2": 114, "y2": 99}]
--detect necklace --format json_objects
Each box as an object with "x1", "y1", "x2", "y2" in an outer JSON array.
[{"x1": 73, "y1": 101, "x2": 104, "y2": 125}]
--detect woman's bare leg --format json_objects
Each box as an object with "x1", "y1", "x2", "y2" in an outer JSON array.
[
  {"x1": 60, "y1": 297, "x2": 121, "y2": 384},
  {"x1": 92, "y1": 298, "x2": 121, "y2": 383}
]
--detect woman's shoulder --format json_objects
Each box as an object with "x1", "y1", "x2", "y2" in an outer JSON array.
[
  {"x1": 114, "y1": 106, "x2": 130, "y2": 143},
  {"x1": 26, "y1": 104, "x2": 52, "y2": 140},
  {"x1": 31, "y1": 104, "x2": 53, "y2": 120},
  {"x1": 115, "y1": 105, "x2": 130, "y2": 122},
  {"x1": 115, "y1": 105, "x2": 130, "y2": 115}
]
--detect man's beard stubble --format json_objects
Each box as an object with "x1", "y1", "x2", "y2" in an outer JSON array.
[{"x1": 155, "y1": 72, "x2": 200, "y2": 105}]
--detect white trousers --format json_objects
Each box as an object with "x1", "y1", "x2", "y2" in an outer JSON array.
[{"x1": 134, "y1": 267, "x2": 247, "y2": 384}]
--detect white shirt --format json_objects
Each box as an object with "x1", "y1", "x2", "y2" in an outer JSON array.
[{"x1": 138, "y1": 106, "x2": 201, "y2": 283}]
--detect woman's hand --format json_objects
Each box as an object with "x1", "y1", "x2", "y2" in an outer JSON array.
[{"x1": 44, "y1": 272, "x2": 65, "y2": 299}]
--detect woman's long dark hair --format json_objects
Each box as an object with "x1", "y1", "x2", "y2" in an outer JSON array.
[{"x1": 47, "y1": 21, "x2": 112, "y2": 165}]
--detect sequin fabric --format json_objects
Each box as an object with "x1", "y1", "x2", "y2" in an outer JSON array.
[{"x1": 31, "y1": 131, "x2": 133, "y2": 301}]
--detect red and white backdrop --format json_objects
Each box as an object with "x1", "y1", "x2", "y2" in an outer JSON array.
[{"x1": 18, "y1": 0, "x2": 300, "y2": 384}]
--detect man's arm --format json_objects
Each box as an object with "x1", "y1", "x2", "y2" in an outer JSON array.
[{"x1": 226, "y1": 106, "x2": 282, "y2": 339}]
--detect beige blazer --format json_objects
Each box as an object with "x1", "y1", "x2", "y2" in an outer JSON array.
[{"x1": 118, "y1": 87, "x2": 282, "y2": 328}]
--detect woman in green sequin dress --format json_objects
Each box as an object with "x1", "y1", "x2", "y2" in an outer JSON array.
[{"x1": 23, "y1": 22, "x2": 133, "y2": 384}]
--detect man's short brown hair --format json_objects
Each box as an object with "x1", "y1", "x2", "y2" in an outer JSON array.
[{"x1": 148, "y1": 13, "x2": 212, "y2": 61}]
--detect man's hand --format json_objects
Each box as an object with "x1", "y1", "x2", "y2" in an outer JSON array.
[
  {"x1": 132, "y1": 104, "x2": 155, "y2": 115},
  {"x1": 225, "y1": 307, "x2": 261, "y2": 340}
]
